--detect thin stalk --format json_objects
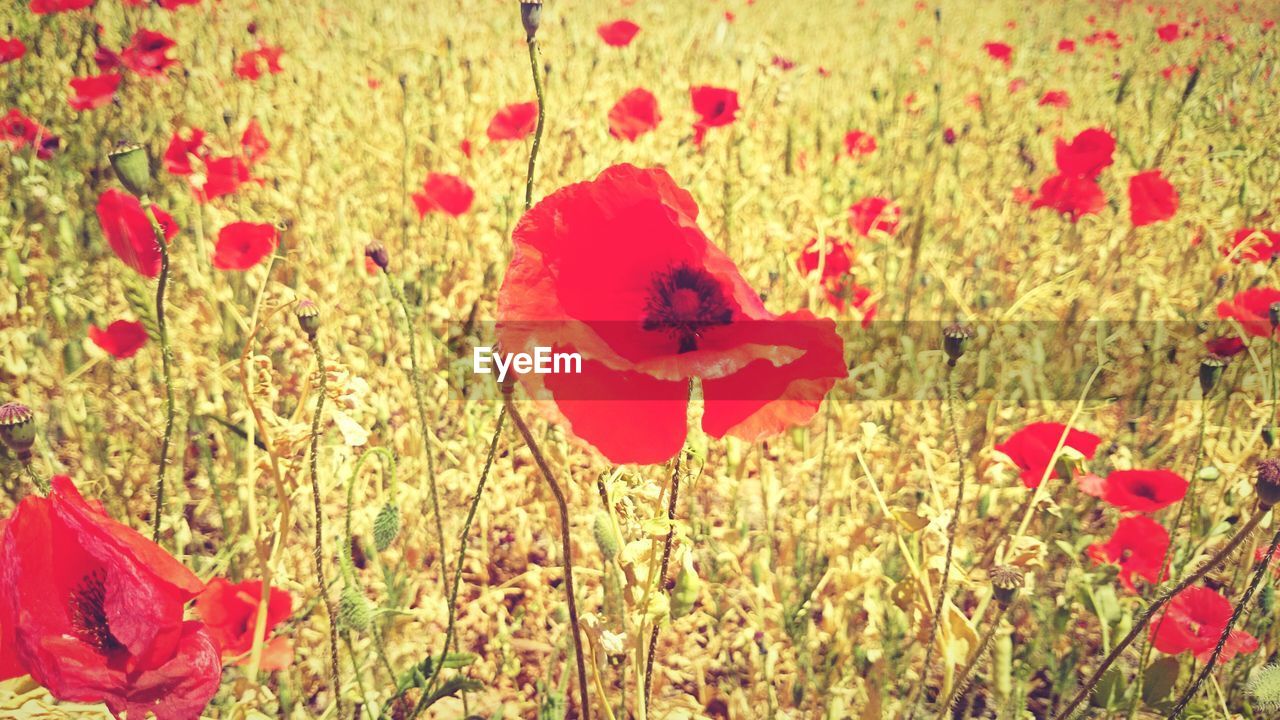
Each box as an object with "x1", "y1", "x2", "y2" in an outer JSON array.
[
  {"x1": 144, "y1": 204, "x2": 175, "y2": 544},
  {"x1": 525, "y1": 37, "x2": 545, "y2": 211},
  {"x1": 937, "y1": 601, "x2": 1011, "y2": 717},
  {"x1": 643, "y1": 449, "x2": 683, "y2": 711},
  {"x1": 22, "y1": 462, "x2": 50, "y2": 495},
  {"x1": 308, "y1": 337, "x2": 345, "y2": 720}
]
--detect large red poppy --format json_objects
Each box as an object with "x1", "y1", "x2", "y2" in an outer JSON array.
[
  {"x1": 496, "y1": 164, "x2": 846, "y2": 464},
  {"x1": 849, "y1": 197, "x2": 901, "y2": 237},
  {"x1": 0, "y1": 475, "x2": 221, "y2": 719},
  {"x1": 598, "y1": 20, "x2": 640, "y2": 47},
  {"x1": 68, "y1": 73, "x2": 121, "y2": 111},
  {"x1": 983, "y1": 41, "x2": 1013, "y2": 66},
  {"x1": 96, "y1": 189, "x2": 179, "y2": 278},
  {"x1": 411, "y1": 173, "x2": 474, "y2": 218},
  {"x1": 163, "y1": 127, "x2": 205, "y2": 175},
  {"x1": 487, "y1": 102, "x2": 538, "y2": 141},
  {"x1": 88, "y1": 320, "x2": 149, "y2": 359},
  {"x1": 1225, "y1": 228, "x2": 1280, "y2": 263},
  {"x1": 608, "y1": 88, "x2": 661, "y2": 141},
  {"x1": 29, "y1": 0, "x2": 93, "y2": 12},
  {"x1": 690, "y1": 86, "x2": 739, "y2": 145},
  {"x1": 233, "y1": 45, "x2": 283, "y2": 80},
  {"x1": 213, "y1": 222, "x2": 277, "y2": 270},
  {"x1": 0, "y1": 37, "x2": 25, "y2": 64},
  {"x1": 121, "y1": 29, "x2": 178, "y2": 77},
  {"x1": 1030, "y1": 173, "x2": 1105, "y2": 221},
  {"x1": 1101, "y1": 469, "x2": 1188, "y2": 513},
  {"x1": 1217, "y1": 287, "x2": 1280, "y2": 339},
  {"x1": 194, "y1": 578, "x2": 293, "y2": 671},
  {"x1": 1086, "y1": 515, "x2": 1169, "y2": 592},
  {"x1": 1053, "y1": 127, "x2": 1115, "y2": 179},
  {"x1": 1128, "y1": 170, "x2": 1178, "y2": 227},
  {"x1": 1150, "y1": 586, "x2": 1258, "y2": 663},
  {"x1": 994, "y1": 422, "x2": 1102, "y2": 489},
  {"x1": 843, "y1": 130, "x2": 877, "y2": 158}
]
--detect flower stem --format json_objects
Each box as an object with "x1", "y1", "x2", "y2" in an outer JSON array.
[
  {"x1": 145, "y1": 204, "x2": 175, "y2": 545},
  {"x1": 525, "y1": 37, "x2": 545, "y2": 212},
  {"x1": 23, "y1": 462, "x2": 49, "y2": 495},
  {"x1": 308, "y1": 337, "x2": 345, "y2": 720},
  {"x1": 643, "y1": 449, "x2": 683, "y2": 711},
  {"x1": 504, "y1": 396, "x2": 591, "y2": 720},
  {"x1": 936, "y1": 600, "x2": 1011, "y2": 717}
]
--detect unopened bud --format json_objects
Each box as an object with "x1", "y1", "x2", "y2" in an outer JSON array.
[
  {"x1": 1257, "y1": 458, "x2": 1280, "y2": 509},
  {"x1": 943, "y1": 323, "x2": 974, "y2": 367},
  {"x1": 520, "y1": 1, "x2": 543, "y2": 40},
  {"x1": 1266, "y1": 424, "x2": 1277, "y2": 449},
  {"x1": 364, "y1": 241, "x2": 389, "y2": 272},
  {"x1": 339, "y1": 584, "x2": 373, "y2": 632},
  {"x1": 989, "y1": 564, "x2": 1024, "y2": 608},
  {"x1": 593, "y1": 510, "x2": 620, "y2": 560},
  {"x1": 108, "y1": 143, "x2": 152, "y2": 198},
  {"x1": 1199, "y1": 354, "x2": 1227, "y2": 396},
  {"x1": 373, "y1": 503, "x2": 401, "y2": 552},
  {"x1": 294, "y1": 299, "x2": 320, "y2": 339},
  {"x1": 0, "y1": 402, "x2": 35, "y2": 461}
]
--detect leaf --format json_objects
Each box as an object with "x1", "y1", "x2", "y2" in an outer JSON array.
[{"x1": 1143, "y1": 657, "x2": 1181, "y2": 705}]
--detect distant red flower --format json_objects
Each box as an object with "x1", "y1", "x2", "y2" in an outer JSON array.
[
  {"x1": 608, "y1": 88, "x2": 661, "y2": 141},
  {"x1": 1102, "y1": 469, "x2": 1188, "y2": 513},
  {"x1": 1031, "y1": 174, "x2": 1105, "y2": 221},
  {"x1": 1038, "y1": 90, "x2": 1070, "y2": 108},
  {"x1": 411, "y1": 173, "x2": 474, "y2": 218},
  {"x1": 1218, "y1": 287, "x2": 1280, "y2": 339},
  {"x1": 1087, "y1": 515, "x2": 1169, "y2": 592},
  {"x1": 1128, "y1": 170, "x2": 1178, "y2": 227},
  {"x1": 29, "y1": 0, "x2": 93, "y2": 12},
  {"x1": 1, "y1": 109, "x2": 39, "y2": 149},
  {"x1": 690, "y1": 85, "x2": 739, "y2": 145},
  {"x1": 96, "y1": 189, "x2": 178, "y2": 278},
  {"x1": 1225, "y1": 228, "x2": 1280, "y2": 263},
  {"x1": 1054, "y1": 127, "x2": 1115, "y2": 179},
  {"x1": 598, "y1": 19, "x2": 640, "y2": 47},
  {"x1": 163, "y1": 127, "x2": 205, "y2": 175},
  {"x1": 240, "y1": 118, "x2": 269, "y2": 165},
  {"x1": 93, "y1": 47, "x2": 121, "y2": 71},
  {"x1": 849, "y1": 197, "x2": 901, "y2": 237},
  {"x1": 487, "y1": 101, "x2": 538, "y2": 141},
  {"x1": 843, "y1": 130, "x2": 877, "y2": 158},
  {"x1": 194, "y1": 155, "x2": 253, "y2": 202},
  {"x1": 88, "y1": 320, "x2": 149, "y2": 359},
  {"x1": 459, "y1": 138, "x2": 473, "y2": 158},
  {"x1": 994, "y1": 422, "x2": 1102, "y2": 489},
  {"x1": 797, "y1": 236, "x2": 854, "y2": 281},
  {"x1": 0, "y1": 475, "x2": 220, "y2": 718},
  {"x1": 984, "y1": 41, "x2": 1013, "y2": 66},
  {"x1": 1057, "y1": 38, "x2": 1076, "y2": 52},
  {"x1": 496, "y1": 164, "x2": 846, "y2": 464},
  {"x1": 194, "y1": 578, "x2": 293, "y2": 670},
  {"x1": 233, "y1": 45, "x2": 283, "y2": 80},
  {"x1": 1160, "y1": 64, "x2": 1195, "y2": 80},
  {"x1": 1157, "y1": 23, "x2": 1181, "y2": 41},
  {"x1": 1264, "y1": 19, "x2": 1276, "y2": 32},
  {"x1": 771, "y1": 55, "x2": 796, "y2": 71},
  {"x1": 213, "y1": 222, "x2": 277, "y2": 270},
  {"x1": 121, "y1": 29, "x2": 178, "y2": 77},
  {"x1": 1085, "y1": 29, "x2": 1123, "y2": 48},
  {"x1": 1151, "y1": 586, "x2": 1258, "y2": 663},
  {"x1": 0, "y1": 38, "x2": 25, "y2": 64},
  {"x1": 1007, "y1": 78, "x2": 1027, "y2": 94},
  {"x1": 1205, "y1": 336, "x2": 1245, "y2": 357},
  {"x1": 68, "y1": 73, "x2": 121, "y2": 111},
  {"x1": 157, "y1": 0, "x2": 201, "y2": 8}
]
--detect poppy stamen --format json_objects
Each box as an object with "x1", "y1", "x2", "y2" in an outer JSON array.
[
  {"x1": 69, "y1": 568, "x2": 123, "y2": 653},
  {"x1": 641, "y1": 264, "x2": 734, "y2": 353}
]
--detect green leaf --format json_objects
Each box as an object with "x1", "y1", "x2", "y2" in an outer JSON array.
[{"x1": 1143, "y1": 656, "x2": 1181, "y2": 706}]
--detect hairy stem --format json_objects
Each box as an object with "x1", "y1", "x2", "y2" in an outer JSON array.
[
  {"x1": 308, "y1": 337, "x2": 345, "y2": 720},
  {"x1": 937, "y1": 601, "x2": 1011, "y2": 717},
  {"x1": 145, "y1": 204, "x2": 175, "y2": 544},
  {"x1": 643, "y1": 450, "x2": 684, "y2": 711},
  {"x1": 525, "y1": 37, "x2": 545, "y2": 212}
]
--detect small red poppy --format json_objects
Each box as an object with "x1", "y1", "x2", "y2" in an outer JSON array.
[
  {"x1": 771, "y1": 55, "x2": 796, "y2": 71},
  {"x1": 1128, "y1": 170, "x2": 1178, "y2": 227},
  {"x1": 411, "y1": 173, "x2": 474, "y2": 218},
  {"x1": 1217, "y1": 287, "x2": 1280, "y2": 339},
  {"x1": 157, "y1": 0, "x2": 200, "y2": 8},
  {"x1": 487, "y1": 101, "x2": 538, "y2": 141},
  {"x1": 97, "y1": 188, "x2": 178, "y2": 278},
  {"x1": 1205, "y1": 336, "x2": 1245, "y2": 357},
  {"x1": 797, "y1": 237, "x2": 854, "y2": 281},
  {"x1": 1086, "y1": 515, "x2": 1169, "y2": 592},
  {"x1": 0, "y1": 38, "x2": 25, "y2": 64},
  {"x1": 983, "y1": 41, "x2": 1013, "y2": 66},
  {"x1": 1150, "y1": 586, "x2": 1258, "y2": 663},
  {"x1": 608, "y1": 88, "x2": 661, "y2": 141},
  {"x1": 1030, "y1": 173, "x2": 1105, "y2": 221},
  {"x1": 195, "y1": 155, "x2": 253, "y2": 202},
  {"x1": 1, "y1": 109, "x2": 39, "y2": 149},
  {"x1": 213, "y1": 222, "x2": 277, "y2": 270},
  {"x1": 1057, "y1": 38, "x2": 1076, "y2": 52},
  {"x1": 68, "y1": 73, "x2": 121, "y2": 111},
  {"x1": 240, "y1": 118, "x2": 269, "y2": 165},
  {"x1": 1038, "y1": 90, "x2": 1070, "y2": 108},
  {"x1": 233, "y1": 45, "x2": 283, "y2": 80},
  {"x1": 598, "y1": 20, "x2": 640, "y2": 47},
  {"x1": 194, "y1": 578, "x2": 293, "y2": 670},
  {"x1": 843, "y1": 130, "x2": 877, "y2": 158},
  {"x1": 88, "y1": 320, "x2": 149, "y2": 359},
  {"x1": 1225, "y1": 228, "x2": 1280, "y2": 263},
  {"x1": 849, "y1": 197, "x2": 901, "y2": 238},
  {"x1": 690, "y1": 86, "x2": 739, "y2": 145},
  {"x1": 28, "y1": 0, "x2": 93, "y2": 12},
  {"x1": 121, "y1": 29, "x2": 178, "y2": 77},
  {"x1": 164, "y1": 127, "x2": 205, "y2": 175},
  {"x1": 1157, "y1": 23, "x2": 1181, "y2": 41},
  {"x1": 994, "y1": 422, "x2": 1102, "y2": 489},
  {"x1": 1054, "y1": 127, "x2": 1115, "y2": 179},
  {"x1": 1101, "y1": 469, "x2": 1188, "y2": 513},
  {"x1": 0, "y1": 475, "x2": 220, "y2": 719},
  {"x1": 93, "y1": 47, "x2": 121, "y2": 71}
]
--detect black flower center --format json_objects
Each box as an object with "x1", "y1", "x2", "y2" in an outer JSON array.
[
  {"x1": 69, "y1": 569, "x2": 124, "y2": 653},
  {"x1": 642, "y1": 265, "x2": 734, "y2": 353},
  {"x1": 1129, "y1": 481, "x2": 1159, "y2": 502}
]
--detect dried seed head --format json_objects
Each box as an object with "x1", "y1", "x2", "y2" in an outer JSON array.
[
  {"x1": 989, "y1": 564, "x2": 1024, "y2": 607},
  {"x1": 943, "y1": 323, "x2": 974, "y2": 367},
  {"x1": 520, "y1": 0, "x2": 543, "y2": 40},
  {"x1": 1199, "y1": 354, "x2": 1228, "y2": 396},
  {"x1": 107, "y1": 142, "x2": 152, "y2": 198},
  {"x1": 1257, "y1": 459, "x2": 1280, "y2": 509},
  {"x1": 294, "y1": 299, "x2": 321, "y2": 339},
  {"x1": 0, "y1": 402, "x2": 35, "y2": 459},
  {"x1": 364, "y1": 241, "x2": 389, "y2": 272}
]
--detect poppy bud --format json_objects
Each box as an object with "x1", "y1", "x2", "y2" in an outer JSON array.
[
  {"x1": 294, "y1": 298, "x2": 321, "y2": 339},
  {"x1": 943, "y1": 127, "x2": 957, "y2": 145},
  {"x1": 1267, "y1": 424, "x2": 1277, "y2": 449},
  {"x1": 1257, "y1": 458, "x2": 1280, "y2": 508},
  {"x1": 1199, "y1": 354, "x2": 1227, "y2": 396},
  {"x1": 989, "y1": 564, "x2": 1024, "y2": 608},
  {"x1": 670, "y1": 556, "x2": 700, "y2": 620},
  {"x1": 943, "y1": 323, "x2": 974, "y2": 367},
  {"x1": 364, "y1": 241, "x2": 389, "y2": 272},
  {"x1": 373, "y1": 503, "x2": 401, "y2": 552},
  {"x1": 1271, "y1": 302, "x2": 1280, "y2": 330},
  {"x1": 520, "y1": 0, "x2": 543, "y2": 40},
  {"x1": 107, "y1": 143, "x2": 152, "y2": 199},
  {"x1": 0, "y1": 402, "x2": 35, "y2": 461},
  {"x1": 338, "y1": 584, "x2": 373, "y2": 632},
  {"x1": 593, "y1": 510, "x2": 620, "y2": 560}
]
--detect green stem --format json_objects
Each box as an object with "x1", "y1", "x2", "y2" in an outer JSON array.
[
  {"x1": 145, "y1": 204, "x2": 175, "y2": 545},
  {"x1": 308, "y1": 337, "x2": 345, "y2": 720},
  {"x1": 937, "y1": 601, "x2": 1010, "y2": 717},
  {"x1": 23, "y1": 462, "x2": 49, "y2": 495},
  {"x1": 525, "y1": 37, "x2": 545, "y2": 212},
  {"x1": 342, "y1": 447, "x2": 397, "y2": 583}
]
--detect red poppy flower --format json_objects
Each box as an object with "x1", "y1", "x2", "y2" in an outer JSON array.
[
  {"x1": 157, "y1": 0, "x2": 200, "y2": 8},
  {"x1": 29, "y1": 0, "x2": 93, "y2": 12},
  {"x1": 459, "y1": 138, "x2": 474, "y2": 158},
  {"x1": 1128, "y1": 170, "x2": 1178, "y2": 227},
  {"x1": 1057, "y1": 38, "x2": 1076, "y2": 52},
  {"x1": 213, "y1": 222, "x2": 277, "y2": 270},
  {"x1": 843, "y1": 130, "x2": 877, "y2": 158},
  {"x1": 1, "y1": 109, "x2": 39, "y2": 149},
  {"x1": 1054, "y1": 127, "x2": 1115, "y2": 179},
  {"x1": 690, "y1": 86, "x2": 739, "y2": 145},
  {"x1": 598, "y1": 19, "x2": 640, "y2": 47},
  {"x1": 983, "y1": 41, "x2": 1013, "y2": 66},
  {"x1": 194, "y1": 578, "x2": 293, "y2": 670},
  {"x1": 608, "y1": 88, "x2": 661, "y2": 141},
  {"x1": 496, "y1": 164, "x2": 847, "y2": 464},
  {"x1": 240, "y1": 118, "x2": 269, "y2": 165},
  {"x1": 849, "y1": 197, "x2": 901, "y2": 238},
  {"x1": 68, "y1": 73, "x2": 121, "y2": 111},
  {"x1": 1205, "y1": 336, "x2": 1245, "y2": 357},
  {"x1": 1150, "y1": 586, "x2": 1258, "y2": 663},
  {"x1": 771, "y1": 55, "x2": 796, "y2": 71},
  {"x1": 797, "y1": 237, "x2": 854, "y2": 281},
  {"x1": 994, "y1": 422, "x2": 1102, "y2": 489},
  {"x1": 411, "y1": 173, "x2": 474, "y2": 218},
  {"x1": 1038, "y1": 90, "x2": 1070, "y2": 108},
  {"x1": 1218, "y1": 287, "x2": 1280, "y2": 339},
  {"x1": 1157, "y1": 23, "x2": 1181, "y2": 41},
  {"x1": 121, "y1": 29, "x2": 178, "y2": 77},
  {"x1": 97, "y1": 189, "x2": 178, "y2": 278},
  {"x1": 0, "y1": 524, "x2": 21, "y2": 682},
  {"x1": 0, "y1": 475, "x2": 221, "y2": 719},
  {"x1": 1030, "y1": 173, "x2": 1105, "y2": 221},
  {"x1": 1102, "y1": 469, "x2": 1188, "y2": 513},
  {"x1": 93, "y1": 47, "x2": 121, "y2": 71},
  {"x1": 1225, "y1": 228, "x2": 1280, "y2": 263},
  {"x1": 487, "y1": 101, "x2": 538, "y2": 141},
  {"x1": 0, "y1": 38, "x2": 25, "y2": 64},
  {"x1": 88, "y1": 320, "x2": 149, "y2": 359},
  {"x1": 194, "y1": 155, "x2": 253, "y2": 202},
  {"x1": 164, "y1": 127, "x2": 205, "y2": 175},
  {"x1": 233, "y1": 45, "x2": 283, "y2": 80},
  {"x1": 1086, "y1": 515, "x2": 1169, "y2": 592}
]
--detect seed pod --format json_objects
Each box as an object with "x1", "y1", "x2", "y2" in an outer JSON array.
[
  {"x1": 0, "y1": 402, "x2": 35, "y2": 461},
  {"x1": 364, "y1": 241, "x2": 389, "y2": 272},
  {"x1": 373, "y1": 503, "x2": 401, "y2": 552},
  {"x1": 943, "y1": 323, "x2": 974, "y2": 367},
  {"x1": 592, "y1": 510, "x2": 620, "y2": 560},
  {"x1": 1256, "y1": 458, "x2": 1280, "y2": 509},
  {"x1": 1199, "y1": 354, "x2": 1227, "y2": 396},
  {"x1": 108, "y1": 143, "x2": 152, "y2": 198},
  {"x1": 1270, "y1": 302, "x2": 1280, "y2": 330},
  {"x1": 339, "y1": 584, "x2": 372, "y2": 632},
  {"x1": 989, "y1": 564, "x2": 1024, "y2": 608},
  {"x1": 294, "y1": 299, "x2": 321, "y2": 339},
  {"x1": 520, "y1": 0, "x2": 543, "y2": 40}
]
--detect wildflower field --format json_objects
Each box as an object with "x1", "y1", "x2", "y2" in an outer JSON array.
[{"x1": 4, "y1": 0, "x2": 1280, "y2": 718}]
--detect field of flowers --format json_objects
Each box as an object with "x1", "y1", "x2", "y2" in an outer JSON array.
[{"x1": 3, "y1": 0, "x2": 1280, "y2": 718}]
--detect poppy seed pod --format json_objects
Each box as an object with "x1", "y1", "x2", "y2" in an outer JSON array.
[
  {"x1": 294, "y1": 299, "x2": 321, "y2": 339},
  {"x1": 1199, "y1": 354, "x2": 1227, "y2": 396},
  {"x1": 1270, "y1": 302, "x2": 1280, "y2": 330},
  {"x1": 521, "y1": 0, "x2": 542, "y2": 40},
  {"x1": 943, "y1": 323, "x2": 974, "y2": 367},
  {"x1": 989, "y1": 564, "x2": 1025, "y2": 608},
  {"x1": 1257, "y1": 459, "x2": 1280, "y2": 508},
  {"x1": 0, "y1": 402, "x2": 35, "y2": 460},
  {"x1": 364, "y1": 241, "x2": 389, "y2": 272},
  {"x1": 107, "y1": 143, "x2": 152, "y2": 199}
]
